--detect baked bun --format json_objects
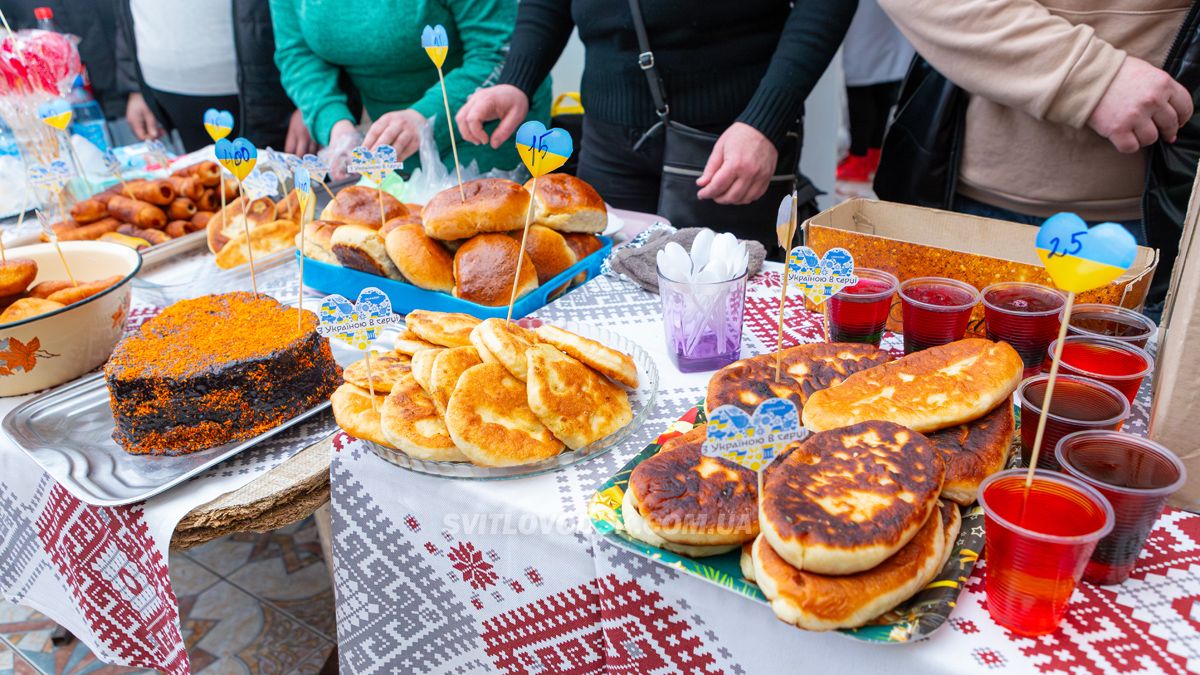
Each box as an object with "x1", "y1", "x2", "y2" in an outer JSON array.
[
  {"x1": 515, "y1": 225, "x2": 577, "y2": 285},
  {"x1": 0, "y1": 297, "x2": 63, "y2": 324},
  {"x1": 707, "y1": 343, "x2": 889, "y2": 417},
  {"x1": 330, "y1": 225, "x2": 403, "y2": 279},
  {"x1": 215, "y1": 219, "x2": 299, "y2": 270},
  {"x1": 331, "y1": 382, "x2": 391, "y2": 447},
  {"x1": 523, "y1": 174, "x2": 607, "y2": 233},
  {"x1": 379, "y1": 214, "x2": 423, "y2": 236},
  {"x1": 321, "y1": 186, "x2": 407, "y2": 229},
  {"x1": 926, "y1": 402, "x2": 1013, "y2": 505},
  {"x1": 409, "y1": 347, "x2": 443, "y2": 393},
  {"x1": 296, "y1": 220, "x2": 341, "y2": 265},
  {"x1": 453, "y1": 234, "x2": 539, "y2": 306},
  {"x1": 379, "y1": 371, "x2": 467, "y2": 462},
  {"x1": 422, "y1": 179, "x2": 529, "y2": 240},
  {"x1": 405, "y1": 310, "x2": 480, "y2": 348},
  {"x1": 207, "y1": 196, "x2": 277, "y2": 253},
  {"x1": 760, "y1": 421, "x2": 945, "y2": 575},
  {"x1": 275, "y1": 188, "x2": 317, "y2": 225},
  {"x1": 384, "y1": 223, "x2": 454, "y2": 292},
  {"x1": 526, "y1": 344, "x2": 631, "y2": 449},
  {"x1": 534, "y1": 324, "x2": 638, "y2": 388},
  {"x1": 444, "y1": 362, "x2": 564, "y2": 467},
  {"x1": 625, "y1": 432, "x2": 757, "y2": 552},
  {"x1": 342, "y1": 352, "x2": 411, "y2": 394},
  {"x1": 468, "y1": 318, "x2": 539, "y2": 380},
  {"x1": 0, "y1": 259, "x2": 37, "y2": 295},
  {"x1": 748, "y1": 501, "x2": 960, "y2": 631},
  {"x1": 429, "y1": 346, "x2": 483, "y2": 416},
  {"x1": 802, "y1": 339, "x2": 1023, "y2": 434}
]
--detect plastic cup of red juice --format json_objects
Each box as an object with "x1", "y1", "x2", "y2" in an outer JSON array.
[
  {"x1": 826, "y1": 268, "x2": 898, "y2": 346},
  {"x1": 978, "y1": 469, "x2": 1113, "y2": 636},
  {"x1": 1055, "y1": 431, "x2": 1185, "y2": 585},
  {"x1": 1066, "y1": 304, "x2": 1157, "y2": 349},
  {"x1": 982, "y1": 282, "x2": 1065, "y2": 377},
  {"x1": 1044, "y1": 336, "x2": 1153, "y2": 406},
  {"x1": 899, "y1": 277, "x2": 979, "y2": 354},
  {"x1": 1016, "y1": 374, "x2": 1129, "y2": 470}
]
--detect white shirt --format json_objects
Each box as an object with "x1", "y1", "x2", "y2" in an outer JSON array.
[{"x1": 131, "y1": 0, "x2": 239, "y2": 96}]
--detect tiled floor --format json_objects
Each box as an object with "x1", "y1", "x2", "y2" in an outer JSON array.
[{"x1": 0, "y1": 517, "x2": 336, "y2": 675}]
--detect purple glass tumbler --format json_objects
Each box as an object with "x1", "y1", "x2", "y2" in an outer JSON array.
[{"x1": 659, "y1": 270, "x2": 747, "y2": 372}]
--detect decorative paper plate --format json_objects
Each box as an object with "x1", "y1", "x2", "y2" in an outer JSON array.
[
  {"x1": 590, "y1": 405, "x2": 1016, "y2": 644},
  {"x1": 364, "y1": 321, "x2": 659, "y2": 480}
]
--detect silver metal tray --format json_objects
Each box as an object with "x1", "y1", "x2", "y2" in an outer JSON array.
[
  {"x1": 138, "y1": 229, "x2": 209, "y2": 269},
  {"x1": 3, "y1": 336, "x2": 362, "y2": 506}
]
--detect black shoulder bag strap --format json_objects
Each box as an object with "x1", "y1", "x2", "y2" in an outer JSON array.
[{"x1": 627, "y1": 0, "x2": 668, "y2": 121}]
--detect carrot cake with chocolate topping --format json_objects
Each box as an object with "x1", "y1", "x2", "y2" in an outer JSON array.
[{"x1": 104, "y1": 292, "x2": 341, "y2": 455}]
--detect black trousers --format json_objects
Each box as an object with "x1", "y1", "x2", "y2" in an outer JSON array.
[
  {"x1": 143, "y1": 86, "x2": 241, "y2": 152},
  {"x1": 846, "y1": 81, "x2": 900, "y2": 156}
]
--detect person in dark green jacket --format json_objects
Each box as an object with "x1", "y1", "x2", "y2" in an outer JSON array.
[{"x1": 269, "y1": 0, "x2": 550, "y2": 174}]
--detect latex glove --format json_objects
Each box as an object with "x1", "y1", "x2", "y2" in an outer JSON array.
[
  {"x1": 456, "y1": 84, "x2": 529, "y2": 149},
  {"x1": 363, "y1": 109, "x2": 425, "y2": 160},
  {"x1": 1088, "y1": 56, "x2": 1192, "y2": 153},
  {"x1": 322, "y1": 119, "x2": 364, "y2": 182},
  {"x1": 696, "y1": 122, "x2": 779, "y2": 205},
  {"x1": 126, "y1": 92, "x2": 163, "y2": 141},
  {"x1": 285, "y1": 108, "x2": 319, "y2": 156}
]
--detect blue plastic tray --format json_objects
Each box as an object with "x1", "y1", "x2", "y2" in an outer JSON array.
[{"x1": 299, "y1": 235, "x2": 613, "y2": 319}]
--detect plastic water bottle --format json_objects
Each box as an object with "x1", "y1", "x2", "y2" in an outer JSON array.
[{"x1": 34, "y1": 7, "x2": 111, "y2": 152}]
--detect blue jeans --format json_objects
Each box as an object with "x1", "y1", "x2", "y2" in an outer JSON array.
[{"x1": 951, "y1": 194, "x2": 1148, "y2": 246}]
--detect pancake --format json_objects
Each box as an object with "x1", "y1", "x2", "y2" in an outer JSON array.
[
  {"x1": 534, "y1": 324, "x2": 638, "y2": 387},
  {"x1": 410, "y1": 348, "x2": 443, "y2": 394},
  {"x1": 760, "y1": 421, "x2": 945, "y2": 575},
  {"x1": 379, "y1": 371, "x2": 467, "y2": 462},
  {"x1": 405, "y1": 310, "x2": 481, "y2": 348},
  {"x1": 926, "y1": 402, "x2": 1014, "y2": 505},
  {"x1": 393, "y1": 329, "x2": 440, "y2": 355},
  {"x1": 330, "y1": 383, "x2": 391, "y2": 448},
  {"x1": 706, "y1": 343, "x2": 890, "y2": 416},
  {"x1": 444, "y1": 363, "x2": 565, "y2": 466},
  {"x1": 622, "y1": 489, "x2": 741, "y2": 558},
  {"x1": 526, "y1": 344, "x2": 632, "y2": 449},
  {"x1": 748, "y1": 501, "x2": 960, "y2": 631},
  {"x1": 429, "y1": 347, "x2": 483, "y2": 416},
  {"x1": 627, "y1": 438, "x2": 758, "y2": 547},
  {"x1": 802, "y1": 339, "x2": 1023, "y2": 434},
  {"x1": 342, "y1": 352, "x2": 411, "y2": 393},
  {"x1": 470, "y1": 318, "x2": 540, "y2": 380}
]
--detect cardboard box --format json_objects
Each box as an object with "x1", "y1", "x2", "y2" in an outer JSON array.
[
  {"x1": 802, "y1": 199, "x2": 1159, "y2": 331},
  {"x1": 1151, "y1": 174, "x2": 1200, "y2": 511}
]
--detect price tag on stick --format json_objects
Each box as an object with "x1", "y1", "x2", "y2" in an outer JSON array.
[
  {"x1": 1023, "y1": 213, "x2": 1137, "y2": 484},
  {"x1": 203, "y1": 108, "x2": 234, "y2": 142},
  {"x1": 422, "y1": 24, "x2": 465, "y2": 201},
  {"x1": 786, "y1": 245, "x2": 858, "y2": 343},
  {"x1": 215, "y1": 137, "x2": 260, "y2": 293},
  {"x1": 702, "y1": 397, "x2": 807, "y2": 501},
  {"x1": 347, "y1": 145, "x2": 402, "y2": 230},
  {"x1": 294, "y1": 167, "x2": 313, "y2": 330},
  {"x1": 509, "y1": 121, "x2": 573, "y2": 321},
  {"x1": 36, "y1": 209, "x2": 75, "y2": 287},
  {"x1": 316, "y1": 287, "x2": 399, "y2": 411},
  {"x1": 774, "y1": 192, "x2": 798, "y2": 380}
]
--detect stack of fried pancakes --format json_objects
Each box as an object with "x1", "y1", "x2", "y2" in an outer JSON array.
[{"x1": 331, "y1": 310, "x2": 639, "y2": 467}]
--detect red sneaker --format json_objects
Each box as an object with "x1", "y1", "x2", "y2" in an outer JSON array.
[
  {"x1": 866, "y1": 148, "x2": 882, "y2": 177},
  {"x1": 836, "y1": 154, "x2": 871, "y2": 182}
]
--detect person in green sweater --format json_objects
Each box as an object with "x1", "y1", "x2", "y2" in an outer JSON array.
[{"x1": 269, "y1": 0, "x2": 550, "y2": 174}]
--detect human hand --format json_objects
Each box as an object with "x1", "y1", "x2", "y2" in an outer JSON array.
[
  {"x1": 363, "y1": 109, "x2": 426, "y2": 160},
  {"x1": 285, "y1": 108, "x2": 318, "y2": 156},
  {"x1": 456, "y1": 84, "x2": 529, "y2": 149},
  {"x1": 1088, "y1": 56, "x2": 1193, "y2": 153},
  {"x1": 324, "y1": 119, "x2": 364, "y2": 181},
  {"x1": 696, "y1": 122, "x2": 779, "y2": 204},
  {"x1": 125, "y1": 92, "x2": 162, "y2": 141}
]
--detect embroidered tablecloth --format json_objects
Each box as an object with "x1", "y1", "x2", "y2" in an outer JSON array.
[{"x1": 330, "y1": 265, "x2": 1198, "y2": 675}]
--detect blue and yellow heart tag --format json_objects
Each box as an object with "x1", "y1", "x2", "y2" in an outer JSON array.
[
  {"x1": 702, "y1": 398, "x2": 804, "y2": 472},
  {"x1": 294, "y1": 166, "x2": 311, "y2": 197},
  {"x1": 421, "y1": 24, "x2": 449, "y2": 69},
  {"x1": 515, "y1": 121, "x2": 572, "y2": 177},
  {"x1": 348, "y1": 145, "x2": 402, "y2": 185},
  {"x1": 1035, "y1": 213, "x2": 1137, "y2": 293},
  {"x1": 316, "y1": 287, "x2": 398, "y2": 350},
  {"x1": 27, "y1": 159, "x2": 72, "y2": 191},
  {"x1": 37, "y1": 98, "x2": 72, "y2": 131},
  {"x1": 214, "y1": 137, "x2": 257, "y2": 181},
  {"x1": 243, "y1": 170, "x2": 280, "y2": 200},
  {"x1": 786, "y1": 246, "x2": 858, "y2": 305},
  {"x1": 203, "y1": 108, "x2": 234, "y2": 142},
  {"x1": 302, "y1": 154, "x2": 329, "y2": 182}
]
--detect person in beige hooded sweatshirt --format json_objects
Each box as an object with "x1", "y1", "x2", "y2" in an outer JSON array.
[{"x1": 878, "y1": 0, "x2": 1193, "y2": 242}]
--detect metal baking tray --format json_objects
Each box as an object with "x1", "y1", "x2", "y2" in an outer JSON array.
[
  {"x1": 3, "y1": 334, "x2": 364, "y2": 507},
  {"x1": 138, "y1": 229, "x2": 209, "y2": 269}
]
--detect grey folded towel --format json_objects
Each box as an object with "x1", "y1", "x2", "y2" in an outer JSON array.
[{"x1": 608, "y1": 227, "x2": 767, "y2": 293}]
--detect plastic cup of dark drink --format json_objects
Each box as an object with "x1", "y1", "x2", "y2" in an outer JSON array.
[
  {"x1": 1066, "y1": 304, "x2": 1157, "y2": 349},
  {"x1": 826, "y1": 268, "x2": 898, "y2": 346},
  {"x1": 1016, "y1": 374, "x2": 1129, "y2": 470},
  {"x1": 1044, "y1": 336, "x2": 1153, "y2": 406},
  {"x1": 978, "y1": 469, "x2": 1113, "y2": 636},
  {"x1": 898, "y1": 277, "x2": 980, "y2": 354},
  {"x1": 1056, "y1": 431, "x2": 1185, "y2": 585},
  {"x1": 982, "y1": 282, "x2": 1065, "y2": 378}
]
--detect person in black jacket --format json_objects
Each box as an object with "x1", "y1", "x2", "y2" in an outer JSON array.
[
  {"x1": 457, "y1": 0, "x2": 857, "y2": 226},
  {"x1": 115, "y1": 0, "x2": 311, "y2": 153}
]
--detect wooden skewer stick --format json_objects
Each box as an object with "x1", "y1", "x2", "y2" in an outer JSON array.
[
  {"x1": 236, "y1": 180, "x2": 258, "y2": 294},
  {"x1": 365, "y1": 350, "x2": 378, "y2": 413},
  {"x1": 436, "y1": 65, "x2": 466, "y2": 202},
  {"x1": 774, "y1": 193, "x2": 799, "y2": 381},
  {"x1": 377, "y1": 182, "x2": 386, "y2": 231},
  {"x1": 1023, "y1": 291, "x2": 1076, "y2": 486},
  {"x1": 507, "y1": 174, "x2": 538, "y2": 323},
  {"x1": 297, "y1": 192, "x2": 309, "y2": 331}
]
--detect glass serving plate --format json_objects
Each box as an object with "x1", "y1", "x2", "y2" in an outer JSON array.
[{"x1": 363, "y1": 322, "x2": 659, "y2": 480}]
